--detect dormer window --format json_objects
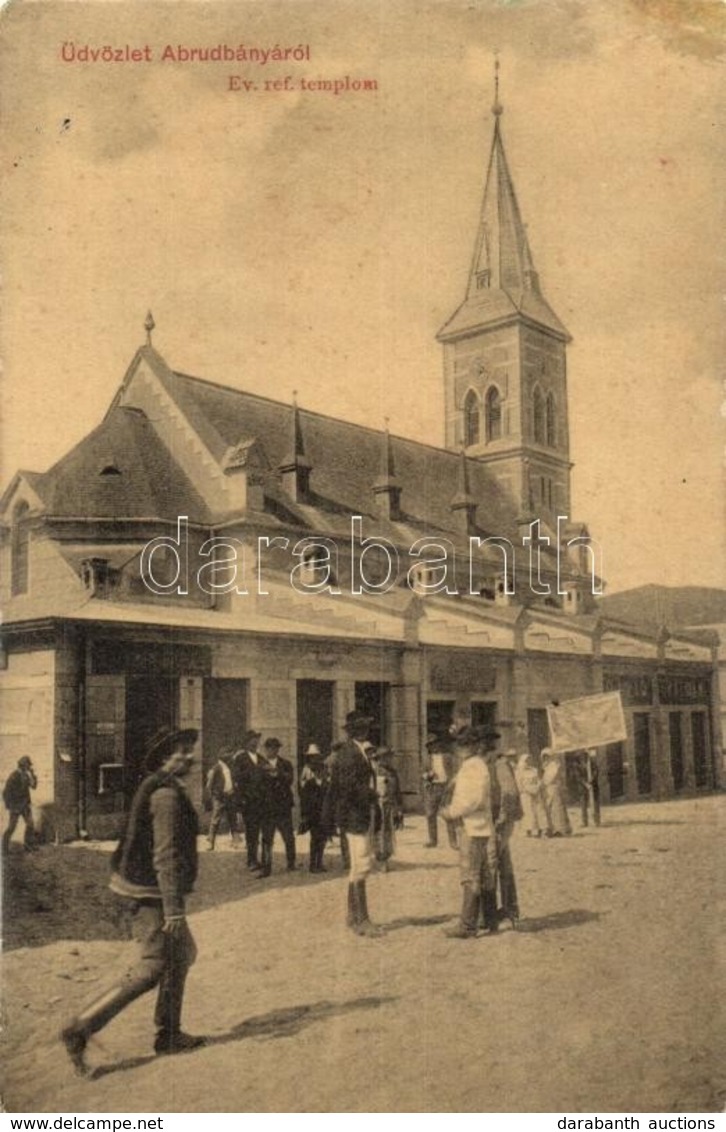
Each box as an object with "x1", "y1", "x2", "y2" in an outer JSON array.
[
  {"x1": 463, "y1": 390, "x2": 480, "y2": 447},
  {"x1": 300, "y1": 545, "x2": 337, "y2": 589},
  {"x1": 10, "y1": 501, "x2": 30, "y2": 596}
]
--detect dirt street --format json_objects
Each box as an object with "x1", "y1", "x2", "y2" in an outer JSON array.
[{"x1": 2, "y1": 796, "x2": 724, "y2": 1113}]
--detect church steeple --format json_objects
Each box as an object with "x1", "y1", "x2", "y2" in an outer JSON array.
[
  {"x1": 440, "y1": 61, "x2": 567, "y2": 342},
  {"x1": 437, "y1": 61, "x2": 573, "y2": 523},
  {"x1": 468, "y1": 69, "x2": 540, "y2": 299}
]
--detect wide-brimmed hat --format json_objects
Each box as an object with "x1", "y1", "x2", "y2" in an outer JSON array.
[
  {"x1": 304, "y1": 743, "x2": 322, "y2": 756},
  {"x1": 344, "y1": 710, "x2": 373, "y2": 732},
  {"x1": 242, "y1": 728, "x2": 262, "y2": 745},
  {"x1": 145, "y1": 726, "x2": 199, "y2": 772},
  {"x1": 18, "y1": 755, "x2": 33, "y2": 768},
  {"x1": 263, "y1": 737, "x2": 282, "y2": 751}
]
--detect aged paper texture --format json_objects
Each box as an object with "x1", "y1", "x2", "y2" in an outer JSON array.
[{"x1": 1, "y1": 0, "x2": 725, "y2": 1116}]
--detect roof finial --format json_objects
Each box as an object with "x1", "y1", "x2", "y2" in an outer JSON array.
[
  {"x1": 492, "y1": 52, "x2": 503, "y2": 118},
  {"x1": 144, "y1": 310, "x2": 155, "y2": 347}
]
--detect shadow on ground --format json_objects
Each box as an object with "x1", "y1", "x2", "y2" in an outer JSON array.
[
  {"x1": 516, "y1": 908, "x2": 602, "y2": 933},
  {"x1": 89, "y1": 995, "x2": 396, "y2": 1080}
]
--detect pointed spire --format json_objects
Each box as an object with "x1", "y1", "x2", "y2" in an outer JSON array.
[
  {"x1": 450, "y1": 447, "x2": 478, "y2": 534},
  {"x1": 279, "y1": 392, "x2": 312, "y2": 501},
  {"x1": 492, "y1": 52, "x2": 503, "y2": 118},
  {"x1": 467, "y1": 59, "x2": 540, "y2": 299},
  {"x1": 372, "y1": 418, "x2": 402, "y2": 520},
  {"x1": 144, "y1": 310, "x2": 155, "y2": 347}
]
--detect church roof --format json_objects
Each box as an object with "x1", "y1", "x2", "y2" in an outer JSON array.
[
  {"x1": 33, "y1": 403, "x2": 211, "y2": 523},
  {"x1": 18, "y1": 341, "x2": 573, "y2": 577},
  {"x1": 166, "y1": 364, "x2": 526, "y2": 546},
  {"x1": 438, "y1": 110, "x2": 569, "y2": 342}
]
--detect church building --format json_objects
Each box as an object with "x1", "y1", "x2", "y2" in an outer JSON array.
[{"x1": 0, "y1": 88, "x2": 720, "y2": 839}]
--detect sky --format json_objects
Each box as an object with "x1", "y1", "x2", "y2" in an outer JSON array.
[{"x1": 1, "y1": 0, "x2": 725, "y2": 594}]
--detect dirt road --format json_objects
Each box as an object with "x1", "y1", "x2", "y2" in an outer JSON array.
[{"x1": 2, "y1": 796, "x2": 724, "y2": 1112}]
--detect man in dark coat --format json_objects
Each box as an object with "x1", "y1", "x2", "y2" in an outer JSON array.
[
  {"x1": 2, "y1": 755, "x2": 37, "y2": 853},
  {"x1": 323, "y1": 710, "x2": 382, "y2": 937},
  {"x1": 576, "y1": 748, "x2": 601, "y2": 828},
  {"x1": 232, "y1": 728, "x2": 268, "y2": 871},
  {"x1": 60, "y1": 726, "x2": 204, "y2": 1075},
  {"x1": 259, "y1": 737, "x2": 296, "y2": 876}
]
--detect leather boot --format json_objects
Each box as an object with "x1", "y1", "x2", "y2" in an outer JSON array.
[
  {"x1": 424, "y1": 814, "x2": 438, "y2": 848},
  {"x1": 353, "y1": 879, "x2": 383, "y2": 938},
  {"x1": 60, "y1": 978, "x2": 155, "y2": 1074},
  {"x1": 346, "y1": 882, "x2": 357, "y2": 928},
  {"x1": 445, "y1": 885, "x2": 479, "y2": 938}
]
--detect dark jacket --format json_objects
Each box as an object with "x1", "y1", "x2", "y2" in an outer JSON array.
[
  {"x1": 110, "y1": 773, "x2": 199, "y2": 918},
  {"x1": 299, "y1": 758, "x2": 329, "y2": 828},
  {"x1": 232, "y1": 749, "x2": 269, "y2": 812},
  {"x1": 323, "y1": 739, "x2": 379, "y2": 835},
  {"x1": 263, "y1": 755, "x2": 294, "y2": 815},
  {"x1": 3, "y1": 767, "x2": 35, "y2": 813}
]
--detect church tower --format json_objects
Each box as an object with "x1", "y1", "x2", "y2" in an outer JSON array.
[{"x1": 438, "y1": 65, "x2": 572, "y2": 522}]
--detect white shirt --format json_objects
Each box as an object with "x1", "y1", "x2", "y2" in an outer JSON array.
[{"x1": 446, "y1": 755, "x2": 493, "y2": 837}]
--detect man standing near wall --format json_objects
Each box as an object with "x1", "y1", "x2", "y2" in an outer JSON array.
[
  {"x1": 323, "y1": 710, "x2": 383, "y2": 938},
  {"x1": 2, "y1": 755, "x2": 37, "y2": 853},
  {"x1": 232, "y1": 728, "x2": 268, "y2": 872},
  {"x1": 421, "y1": 733, "x2": 458, "y2": 849},
  {"x1": 259, "y1": 737, "x2": 296, "y2": 876}
]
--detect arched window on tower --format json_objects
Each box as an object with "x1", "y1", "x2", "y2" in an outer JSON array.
[
  {"x1": 546, "y1": 392, "x2": 556, "y2": 448},
  {"x1": 11, "y1": 501, "x2": 30, "y2": 596},
  {"x1": 485, "y1": 386, "x2": 502, "y2": 442},
  {"x1": 463, "y1": 390, "x2": 480, "y2": 447},
  {"x1": 533, "y1": 385, "x2": 545, "y2": 445}
]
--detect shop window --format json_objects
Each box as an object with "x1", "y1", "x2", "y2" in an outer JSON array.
[
  {"x1": 668, "y1": 712, "x2": 685, "y2": 792},
  {"x1": 691, "y1": 712, "x2": 709, "y2": 788},
  {"x1": 633, "y1": 712, "x2": 652, "y2": 794}
]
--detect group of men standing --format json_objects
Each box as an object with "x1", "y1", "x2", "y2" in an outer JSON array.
[
  {"x1": 57, "y1": 707, "x2": 594, "y2": 1075},
  {"x1": 206, "y1": 730, "x2": 296, "y2": 876},
  {"x1": 423, "y1": 725, "x2": 524, "y2": 938}
]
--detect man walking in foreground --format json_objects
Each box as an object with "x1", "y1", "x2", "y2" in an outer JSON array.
[
  {"x1": 60, "y1": 725, "x2": 205, "y2": 1075},
  {"x1": 323, "y1": 710, "x2": 383, "y2": 937}
]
